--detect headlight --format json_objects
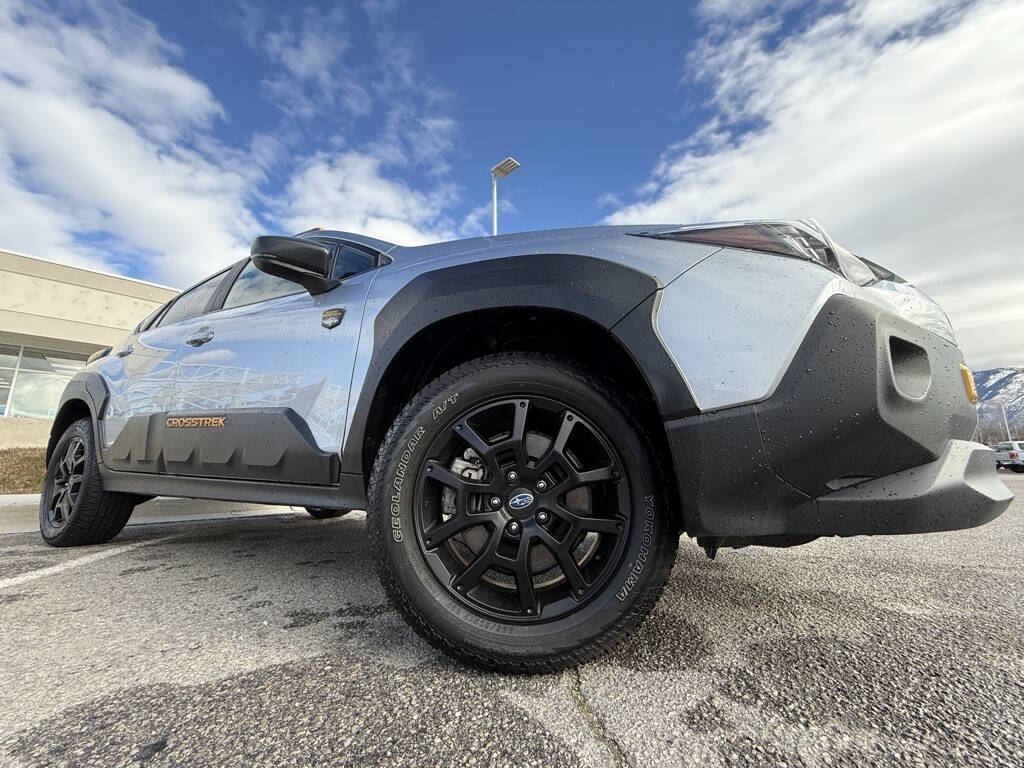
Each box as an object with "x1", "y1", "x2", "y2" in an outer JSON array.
[{"x1": 635, "y1": 218, "x2": 878, "y2": 286}]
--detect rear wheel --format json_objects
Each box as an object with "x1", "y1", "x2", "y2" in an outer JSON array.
[
  {"x1": 40, "y1": 418, "x2": 138, "y2": 547},
  {"x1": 305, "y1": 507, "x2": 352, "y2": 519},
  {"x1": 1012, "y1": 466, "x2": 1024, "y2": 474},
  {"x1": 367, "y1": 353, "x2": 678, "y2": 672}
]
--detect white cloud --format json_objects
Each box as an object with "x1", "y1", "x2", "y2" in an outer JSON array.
[
  {"x1": 0, "y1": 149, "x2": 112, "y2": 273},
  {"x1": 261, "y1": 6, "x2": 372, "y2": 119},
  {"x1": 606, "y1": 0, "x2": 1024, "y2": 368},
  {"x1": 251, "y1": 2, "x2": 468, "y2": 245},
  {"x1": 0, "y1": 0, "x2": 470, "y2": 288},
  {"x1": 0, "y1": 0, "x2": 259, "y2": 287},
  {"x1": 458, "y1": 199, "x2": 517, "y2": 240},
  {"x1": 697, "y1": 0, "x2": 788, "y2": 21},
  {"x1": 274, "y1": 150, "x2": 460, "y2": 246},
  {"x1": 365, "y1": 102, "x2": 459, "y2": 176}
]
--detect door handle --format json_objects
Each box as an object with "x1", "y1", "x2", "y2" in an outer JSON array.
[
  {"x1": 115, "y1": 343, "x2": 134, "y2": 358},
  {"x1": 185, "y1": 327, "x2": 214, "y2": 347}
]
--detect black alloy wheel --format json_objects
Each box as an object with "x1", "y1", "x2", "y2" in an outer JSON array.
[
  {"x1": 46, "y1": 435, "x2": 86, "y2": 532},
  {"x1": 414, "y1": 395, "x2": 630, "y2": 623}
]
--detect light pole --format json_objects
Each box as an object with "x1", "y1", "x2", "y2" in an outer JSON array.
[{"x1": 490, "y1": 157, "x2": 520, "y2": 236}]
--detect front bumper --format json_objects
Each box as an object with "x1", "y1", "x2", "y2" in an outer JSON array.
[
  {"x1": 783, "y1": 440, "x2": 1011, "y2": 535},
  {"x1": 668, "y1": 294, "x2": 1014, "y2": 539}
]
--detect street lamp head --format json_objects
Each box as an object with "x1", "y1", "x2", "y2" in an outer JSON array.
[
  {"x1": 490, "y1": 156, "x2": 519, "y2": 236},
  {"x1": 491, "y1": 157, "x2": 520, "y2": 178}
]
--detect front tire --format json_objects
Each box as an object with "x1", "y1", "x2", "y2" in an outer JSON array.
[
  {"x1": 367, "y1": 353, "x2": 678, "y2": 672},
  {"x1": 40, "y1": 418, "x2": 138, "y2": 547}
]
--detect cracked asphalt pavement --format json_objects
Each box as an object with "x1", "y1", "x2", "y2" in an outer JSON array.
[{"x1": 1, "y1": 472, "x2": 1022, "y2": 767}]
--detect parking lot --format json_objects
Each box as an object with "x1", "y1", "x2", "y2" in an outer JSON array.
[{"x1": 1, "y1": 473, "x2": 1022, "y2": 768}]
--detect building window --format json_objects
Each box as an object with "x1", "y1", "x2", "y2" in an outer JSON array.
[
  {"x1": 1, "y1": 344, "x2": 89, "y2": 419},
  {"x1": 0, "y1": 344, "x2": 17, "y2": 416}
]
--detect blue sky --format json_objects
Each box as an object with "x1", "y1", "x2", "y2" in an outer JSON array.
[
  {"x1": 0, "y1": 0, "x2": 1021, "y2": 367},
  {"x1": 144, "y1": 0, "x2": 707, "y2": 235}
]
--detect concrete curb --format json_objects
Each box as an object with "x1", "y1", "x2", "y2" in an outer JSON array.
[{"x1": 0, "y1": 494, "x2": 40, "y2": 507}]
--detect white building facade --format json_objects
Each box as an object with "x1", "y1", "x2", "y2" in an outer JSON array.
[{"x1": 0, "y1": 249, "x2": 177, "y2": 421}]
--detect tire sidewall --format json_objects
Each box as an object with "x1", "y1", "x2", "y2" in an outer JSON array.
[{"x1": 373, "y1": 359, "x2": 671, "y2": 660}]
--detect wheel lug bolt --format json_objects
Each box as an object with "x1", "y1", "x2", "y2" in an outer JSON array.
[
  {"x1": 507, "y1": 470, "x2": 518, "y2": 482},
  {"x1": 507, "y1": 520, "x2": 521, "y2": 535},
  {"x1": 536, "y1": 511, "x2": 549, "y2": 524},
  {"x1": 536, "y1": 479, "x2": 548, "y2": 492},
  {"x1": 490, "y1": 496, "x2": 502, "y2": 508}
]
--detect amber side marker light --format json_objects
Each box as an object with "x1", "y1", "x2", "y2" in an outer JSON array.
[{"x1": 960, "y1": 363, "x2": 978, "y2": 405}]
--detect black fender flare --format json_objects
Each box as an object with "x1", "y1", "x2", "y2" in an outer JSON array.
[
  {"x1": 340, "y1": 253, "x2": 698, "y2": 474},
  {"x1": 46, "y1": 372, "x2": 109, "y2": 463}
]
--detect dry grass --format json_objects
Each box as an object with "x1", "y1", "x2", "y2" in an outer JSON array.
[{"x1": 0, "y1": 447, "x2": 46, "y2": 494}]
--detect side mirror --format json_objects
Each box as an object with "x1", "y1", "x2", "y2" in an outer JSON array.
[{"x1": 250, "y1": 235, "x2": 340, "y2": 295}]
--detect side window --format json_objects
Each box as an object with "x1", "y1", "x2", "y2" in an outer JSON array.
[
  {"x1": 332, "y1": 245, "x2": 375, "y2": 280},
  {"x1": 134, "y1": 303, "x2": 167, "y2": 334},
  {"x1": 222, "y1": 260, "x2": 303, "y2": 310},
  {"x1": 157, "y1": 270, "x2": 228, "y2": 328}
]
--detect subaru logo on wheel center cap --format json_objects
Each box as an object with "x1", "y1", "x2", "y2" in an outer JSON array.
[{"x1": 508, "y1": 492, "x2": 534, "y2": 511}]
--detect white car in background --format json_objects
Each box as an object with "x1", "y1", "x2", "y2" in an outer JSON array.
[{"x1": 995, "y1": 441, "x2": 1024, "y2": 473}]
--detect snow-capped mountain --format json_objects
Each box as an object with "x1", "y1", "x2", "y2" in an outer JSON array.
[{"x1": 974, "y1": 367, "x2": 1024, "y2": 442}]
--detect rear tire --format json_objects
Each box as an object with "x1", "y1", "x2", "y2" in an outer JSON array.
[
  {"x1": 1012, "y1": 466, "x2": 1024, "y2": 474},
  {"x1": 305, "y1": 507, "x2": 351, "y2": 519},
  {"x1": 40, "y1": 418, "x2": 138, "y2": 547},
  {"x1": 367, "y1": 353, "x2": 678, "y2": 672}
]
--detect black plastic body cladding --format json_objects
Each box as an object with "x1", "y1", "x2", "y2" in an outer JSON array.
[
  {"x1": 611, "y1": 292, "x2": 700, "y2": 420},
  {"x1": 341, "y1": 253, "x2": 679, "y2": 474},
  {"x1": 756, "y1": 294, "x2": 976, "y2": 497},
  {"x1": 667, "y1": 406, "x2": 809, "y2": 537},
  {"x1": 670, "y1": 294, "x2": 993, "y2": 538},
  {"x1": 46, "y1": 372, "x2": 110, "y2": 463},
  {"x1": 99, "y1": 469, "x2": 366, "y2": 509},
  {"x1": 103, "y1": 408, "x2": 338, "y2": 484}
]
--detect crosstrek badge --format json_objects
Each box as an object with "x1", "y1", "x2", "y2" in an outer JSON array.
[{"x1": 165, "y1": 416, "x2": 227, "y2": 428}]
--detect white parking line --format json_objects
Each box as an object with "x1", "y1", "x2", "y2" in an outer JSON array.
[{"x1": 0, "y1": 534, "x2": 178, "y2": 590}]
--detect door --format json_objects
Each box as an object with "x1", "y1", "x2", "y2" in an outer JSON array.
[
  {"x1": 98, "y1": 268, "x2": 231, "y2": 453},
  {"x1": 164, "y1": 247, "x2": 376, "y2": 484}
]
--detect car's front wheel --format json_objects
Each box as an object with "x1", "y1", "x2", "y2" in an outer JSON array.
[
  {"x1": 40, "y1": 418, "x2": 138, "y2": 547},
  {"x1": 367, "y1": 353, "x2": 678, "y2": 672}
]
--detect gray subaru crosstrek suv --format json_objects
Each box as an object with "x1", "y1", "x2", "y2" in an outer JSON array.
[{"x1": 40, "y1": 219, "x2": 1013, "y2": 670}]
